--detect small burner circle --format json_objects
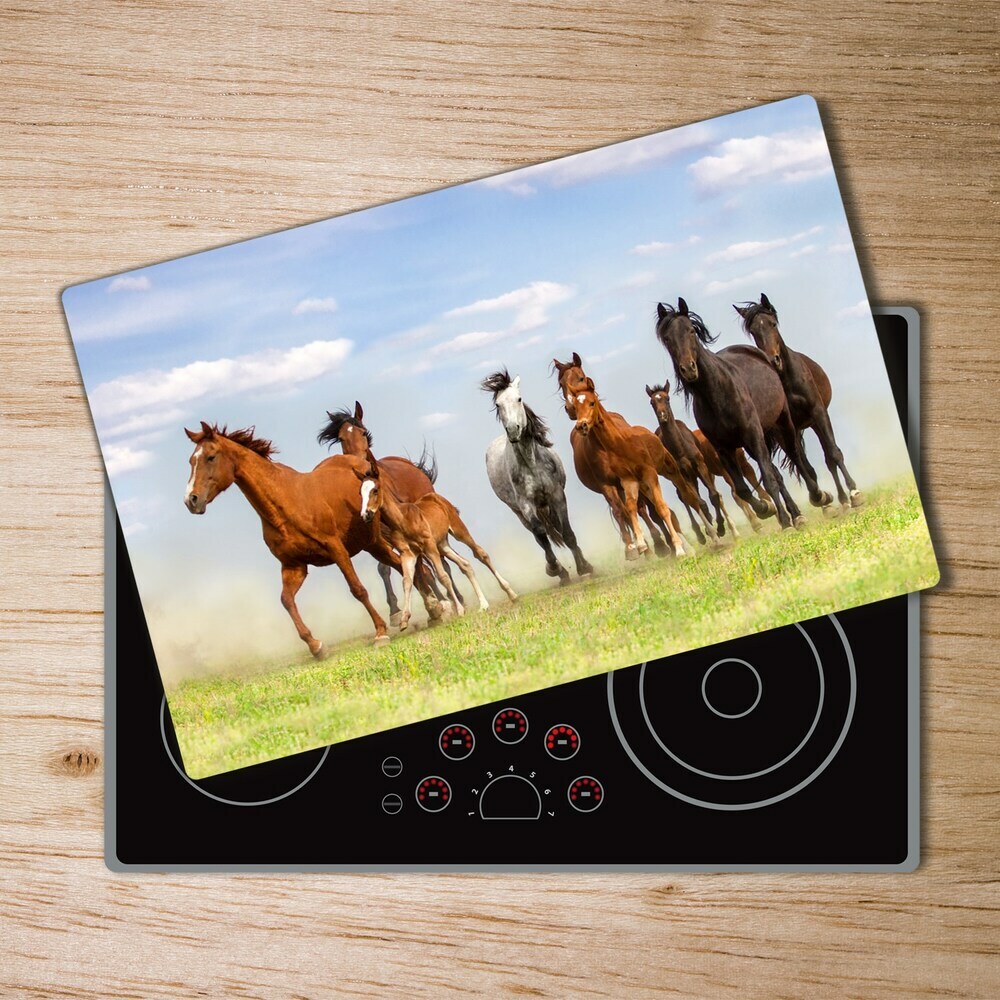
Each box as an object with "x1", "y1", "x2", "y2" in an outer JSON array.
[{"x1": 701, "y1": 658, "x2": 763, "y2": 719}]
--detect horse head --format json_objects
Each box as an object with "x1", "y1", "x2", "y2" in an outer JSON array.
[
  {"x1": 352, "y1": 448, "x2": 382, "y2": 524},
  {"x1": 317, "y1": 402, "x2": 373, "y2": 457},
  {"x1": 183, "y1": 421, "x2": 237, "y2": 515},
  {"x1": 734, "y1": 293, "x2": 783, "y2": 371},
  {"x1": 571, "y1": 381, "x2": 600, "y2": 437},
  {"x1": 552, "y1": 352, "x2": 588, "y2": 418},
  {"x1": 656, "y1": 298, "x2": 717, "y2": 385},
  {"x1": 482, "y1": 369, "x2": 529, "y2": 443},
  {"x1": 645, "y1": 382, "x2": 674, "y2": 423}
]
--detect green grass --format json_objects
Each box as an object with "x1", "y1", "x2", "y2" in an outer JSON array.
[{"x1": 169, "y1": 481, "x2": 938, "y2": 778}]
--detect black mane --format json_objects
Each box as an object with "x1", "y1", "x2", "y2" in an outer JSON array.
[
  {"x1": 480, "y1": 368, "x2": 553, "y2": 447},
  {"x1": 737, "y1": 299, "x2": 779, "y2": 335},
  {"x1": 317, "y1": 407, "x2": 373, "y2": 449}
]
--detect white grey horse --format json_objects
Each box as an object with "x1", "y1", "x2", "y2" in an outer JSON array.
[{"x1": 482, "y1": 370, "x2": 594, "y2": 585}]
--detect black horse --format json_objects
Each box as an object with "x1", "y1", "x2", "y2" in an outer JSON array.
[
  {"x1": 654, "y1": 298, "x2": 833, "y2": 530},
  {"x1": 735, "y1": 292, "x2": 862, "y2": 510}
]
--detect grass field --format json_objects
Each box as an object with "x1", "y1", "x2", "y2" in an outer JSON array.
[{"x1": 168, "y1": 480, "x2": 938, "y2": 778}]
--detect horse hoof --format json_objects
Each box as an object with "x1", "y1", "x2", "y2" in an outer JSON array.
[
  {"x1": 822, "y1": 504, "x2": 840, "y2": 519},
  {"x1": 373, "y1": 634, "x2": 391, "y2": 648},
  {"x1": 625, "y1": 546, "x2": 640, "y2": 562},
  {"x1": 311, "y1": 643, "x2": 328, "y2": 661},
  {"x1": 850, "y1": 490, "x2": 865, "y2": 508},
  {"x1": 389, "y1": 611, "x2": 403, "y2": 628},
  {"x1": 398, "y1": 617, "x2": 411, "y2": 632},
  {"x1": 578, "y1": 571, "x2": 595, "y2": 580},
  {"x1": 545, "y1": 563, "x2": 562, "y2": 578},
  {"x1": 793, "y1": 516, "x2": 808, "y2": 529},
  {"x1": 810, "y1": 491, "x2": 834, "y2": 509}
]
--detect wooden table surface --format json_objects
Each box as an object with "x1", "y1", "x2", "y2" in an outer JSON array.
[{"x1": 3, "y1": 2, "x2": 998, "y2": 996}]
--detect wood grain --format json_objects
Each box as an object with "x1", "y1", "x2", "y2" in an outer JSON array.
[{"x1": 2, "y1": 1, "x2": 998, "y2": 996}]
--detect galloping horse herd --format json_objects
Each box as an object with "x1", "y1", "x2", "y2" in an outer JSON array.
[{"x1": 183, "y1": 292, "x2": 863, "y2": 659}]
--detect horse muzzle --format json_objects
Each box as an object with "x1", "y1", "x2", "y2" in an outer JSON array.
[
  {"x1": 361, "y1": 509, "x2": 376, "y2": 524},
  {"x1": 574, "y1": 420, "x2": 591, "y2": 436},
  {"x1": 772, "y1": 355, "x2": 783, "y2": 372},
  {"x1": 185, "y1": 494, "x2": 206, "y2": 515},
  {"x1": 679, "y1": 363, "x2": 699, "y2": 382}
]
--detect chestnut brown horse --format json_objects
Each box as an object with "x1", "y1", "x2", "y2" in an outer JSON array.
[
  {"x1": 570, "y1": 383, "x2": 690, "y2": 558},
  {"x1": 317, "y1": 400, "x2": 458, "y2": 623},
  {"x1": 655, "y1": 298, "x2": 833, "y2": 530},
  {"x1": 735, "y1": 292, "x2": 862, "y2": 511},
  {"x1": 184, "y1": 422, "x2": 441, "y2": 656},
  {"x1": 354, "y1": 450, "x2": 517, "y2": 630},
  {"x1": 691, "y1": 428, "x2": 775, "y2": 532},
  {"x1": 552, "y1": 354, "x2": 679, "y2": 556}
]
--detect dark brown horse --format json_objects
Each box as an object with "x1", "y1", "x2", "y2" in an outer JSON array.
[
  {"x1": 691, "y1": 428, "x2": 776, "y2": 532},
  {"x1": 645, "y1": 381, "x2": 738, "y2": 537},
  {"x1": 552, "y1": 354, "x2": 682, "y2": 556},
  {"x1": 569, "y1": 382, "x2": 690, "y2": 558},
  {"x1": 735, "y1": 292, "x2": 862, "y2": 510},
  {"x1": 184, "y1": 422, "x2": 441, "y2": 656},
  {"x1": 317, "y1": 401, "x2": 458, "y2": 623},
  {"x1": 655, "y1": 298, "x2": 833, "y2": 530}
]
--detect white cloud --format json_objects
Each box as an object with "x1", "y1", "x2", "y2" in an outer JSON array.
[
  {"x1": 105, "y1": 444, "x2": 154, "y2": 477},
  {"x1": 689, "y1": 128, "x2": 832, "y2": 194},
  {"x1": 108, "y1": 275, "x2": 151, "y2": 293},
  {"x1": 481, "y1": 124, "x2": 714, "y2": 195},
  {"x1": 705, "y1": 226, "x2": 823, "y2": 264},
  {"x1": 600, "y1": 313, "x2": 627, "y2": 328},
  {"x1": 420, "y1": 412, "x2": 455, "y2": 430},
  {"x1": 515, "y1": 335, "x2": 543, "y2": 350},
  {"x1": 588, "y1": 343, "x2": 638, "y2": 364},
  {"x1": 471, "y1": 358, "x2": 504, "y2": 371},
  {"x1": 828, "y1": 242, "x2": 852, "y2": 254},
  {"x1": 789, "y1": 244, "x2": 817, "y2": 258},
  {"x1": 432, "y1": 281, "x2": 574, "y2": 357},
  {"x1": 91, "y1": 338, "x2": 354, "y2": 423},
  {"x1": 837, "y1": 298, "x2": 870, "y2": 319},
  {"x1": 630, "y1": 235, "x2": 702, "y2": 256},
  {"x1": 703, "y1": 268, "x2": 780, "y2": 295},
  {"x1": 293, "y1": 296, "x2": 338, "y2": 315},
  {"x1": 104, "y1": 408, "x2": 187, "y2": 440}
]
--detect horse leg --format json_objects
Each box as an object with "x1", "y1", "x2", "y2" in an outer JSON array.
[
  {"x1": 813, "y1": 411, "x2": 864, "y2": 509},
  {"x1": 638, "y1": 474, "x2": 687, "y2": 558},
  {"x1": 366, "y1": 536, "x2": 445, "y2": 623},
  {"x1": 637, "y1": 497, "x2": 670, "y2": 557},
  {"x1": 741, "y1": 428, "x2": 800, "y2": 530},
  {"x1": 698, "y1": 458, "x2": 736, "y2": 538},
  {"x1": 774, "y1": 414, "x2": 833, "y2": 510},
  {"x1": 717, "y1": 444, "x2": 784, "y2": 526},
  {"x1": 446, "y1": 514, "x2": 519, "y2": 602},
  {"x1": 377, "y1": 562, "x2": 403, "y2": 628},
  {"x1": 532, "y1": 522, "x2": 571, "y2": 584},
  {"x1": 397, "y1": 551, "x2": 418, "y2": 631},
  {"x1": 736, "y1": 450, "x2": 776, "y2": 517},
  {"x1": 677, "y1": 491, "x2": 706, "y2": 546},
  {"x1": 602, "y1": 485, "x2": 641, "y2": 560},
  {"x1": 327, "y1": 541, "x2": 390, "y2": 646},
  {"x1": 440, "y1": 542, "x2": 491, "y2": 611},
  {"x1": 422, "y1": 543, "x2": 466, "y2": 616},
  {"x1": 619, "y1": 479, "x2": 652, "y2": 560},
  {"x1": 561, "y1": 520, "x2": 595, "y2": 578},
  {"x1": 280, "y1": 564, "x2": 326, "y2": 659}
]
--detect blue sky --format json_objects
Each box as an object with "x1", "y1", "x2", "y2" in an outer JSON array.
[{"x1": 63, "y1": 95, "x2": 917, "y2": 679}]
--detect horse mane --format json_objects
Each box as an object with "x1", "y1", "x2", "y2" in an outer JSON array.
[
  {"x1": 213, "y1": 425, "x2": 277, "y2": 459},
  {"x1": 480, "y1": 368, "x2": 553, "y2": 447},
  {"x1": 317, "y1": 407, "x2": 373, "y2": 449},
  {"x1": 655, "y1": 303, "x2": 718, "y2": 405},
  {"x1": 737, "y1": 299, "x2": 779, "y2": 336},
  {"x1": 648, "y1": 383, "x2": 668, "y2": 394}
]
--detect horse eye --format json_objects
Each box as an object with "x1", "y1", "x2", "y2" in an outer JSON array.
[{"x1": 206, "y1": 455, "x2": 216, "y2": 463}]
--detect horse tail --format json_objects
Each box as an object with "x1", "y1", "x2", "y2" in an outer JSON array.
[
  {"x1": 414, "y1": 443, "x2": 438, "y2": 485},
  {"x1": 538, "y1": 498, "x2": 568, "y2": 548},
  {"x1": 765, "y1": 428, "x2": 803, "y2": 483}
]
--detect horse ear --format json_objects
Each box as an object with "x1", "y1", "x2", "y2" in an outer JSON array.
[
  {"x1": 657, "y1": 302, "x2": 668, "y2": 320},
  {"x1": 552, "y1": 357, "x2": 565, "y2": 372},
  {"x1": 185, "y1": 427, "x2": 200, "y2": 442},
  {"x1": 572, "y1": 352, "x2": 582, "y2": 367},
  {"x1": 678, "y1": 297, "x2": 689, "y2": 316},
  {"x1": 354, "y1": 400, "x2": 364, "y2": 421},
  {"x1": 645, "y1": 384, "x2": 655, "y2": 397},
  {"x1": 760, "y1": 292, "x2": 771, "y2": 308},
  {"x1": 199, "y1": 420, "x2": 214, "y2": 439},
  {"x1": 365, "y1": 449, "x2": 380, "y2": 478},
  {"x1": 733, "y1": 304, "x2": 749, "y2": 318},
  {"x1": 512, "y1": 374, "x2": 521, "y2": 389},
  {"x1": 585, "y1": 377, "x2": 595, "y2": 391}
]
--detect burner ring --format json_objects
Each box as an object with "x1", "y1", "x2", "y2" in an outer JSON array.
[
  {"x1": 700, "y1": 658, "x2": 763, "y2": 719},
  {"x1": 610, "y1": 614, "x2": 856, "y2": 811},
  {"x1": 159, "y1": 697, "x2": 329, "y2": 806},
  {"x1": 638, "y1": 621, "x2": 825, "y2": 782}
]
